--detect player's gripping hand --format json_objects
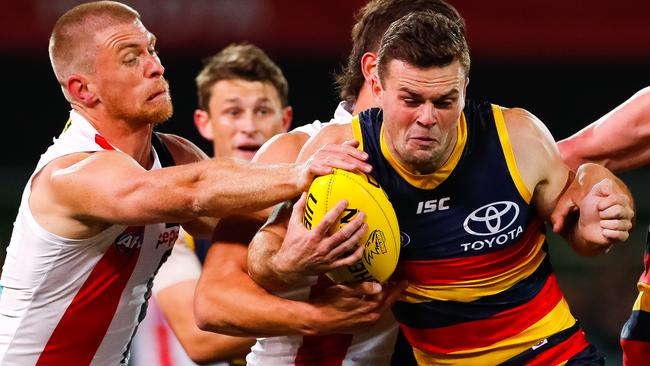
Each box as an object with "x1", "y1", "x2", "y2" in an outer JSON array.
[
  {"x1": 575, "y1": 178, "x2": 634, "y2": 249},
  {"x1": 272, "y1": 193, "x2": 367, "y2": 278},
  {"x1": 296, "y1": 140, "x2": 372, "y2": 191},
  {"x1": 307, "y1": 280, "x2": 408, "y2": 334}
]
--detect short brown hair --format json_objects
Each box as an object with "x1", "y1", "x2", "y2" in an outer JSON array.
[
  {"x1": 335, "y1": 0, "x2": 464, "y2": 104},
  {"x1": 195, "y1": 43, "x2": 289, "y2": 111},
  {"x1": 377, "y1": 11, "x2": 470, "y2": 83},
  {"x1": 49, "y1": 1, "x2": 140, "y2": 87}
]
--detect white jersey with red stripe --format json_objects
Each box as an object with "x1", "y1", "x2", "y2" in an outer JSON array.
[
  {"x1": 0, "y1": 110, "x2": 179, "y2": 366},
  {"x1": 246, "y1": 101, "x2": 400, "y2": 366}
]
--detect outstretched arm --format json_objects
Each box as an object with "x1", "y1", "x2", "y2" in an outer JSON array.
[
  {"x1": 558, "y1": 86, "x2": 650, "y2": 172},
  {"x1": 31, "y1": 134, "x2": 371, "y2": 238}
]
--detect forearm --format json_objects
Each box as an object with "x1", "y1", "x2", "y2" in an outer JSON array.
[
  {"x1": 558, "y1": 87, "x2": 650, "y2": 172},
  {"x1": 195, "y1": 265, "x2": 320, "y2": 337},
  {"x1": 156, "y1": 280, "x2": 254, "y2": 363},
  {"x1": 247, "y1": 228, "x2": 304, "y2": 291},
  {"x1": 124, "y1": 158, "x2": 301, "y2": 224}
]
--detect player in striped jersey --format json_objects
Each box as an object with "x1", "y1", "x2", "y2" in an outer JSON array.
[
  {"x1": 194, "y1": 2, "x2": 464, "y2": 365},
  {"x1": 249, "y1": 9, "x2": 636, "y2": 365},
  {"x1": 557, "y1": 86, "x2": 650, "y2": 366}
]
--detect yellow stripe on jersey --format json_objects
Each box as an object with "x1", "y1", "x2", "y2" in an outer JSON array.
[
  {"x1": 379, "y1": 112, "x2": 468, "y2": 190},
  {"x1": 184, "y1": 231, "x2": 195, "y2": 252},
  {"x1": 492, "y1": 105, "x2": 532, "y2": 204},
  {"x1": 411, "y1": 297, "x2": 576, "y2": 365},
  {"x1": 61, "y1": 118, "x2": 72, "y2": 136},
  {"x1": 632, "y1": 282, "x2": 650, "y2": 312},
  {"x1": 350, "y1": 115, "x2": 364, "y2": 152},
  {"x1": 403, "y1": 234, "x2": 547, "y2": 303}
]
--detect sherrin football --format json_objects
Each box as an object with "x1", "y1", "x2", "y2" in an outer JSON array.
[{"x1": 303, "y1": 168, "x2": 400, "y2": 283}]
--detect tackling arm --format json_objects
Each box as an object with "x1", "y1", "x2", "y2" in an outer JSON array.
[{"x1": 558, "y1": 86, "x2": 650, "y2": 172}]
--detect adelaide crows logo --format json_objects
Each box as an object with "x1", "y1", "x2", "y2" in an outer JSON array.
[{"x1": 363, "y1": 229, "x2": 387, "y2": 265}]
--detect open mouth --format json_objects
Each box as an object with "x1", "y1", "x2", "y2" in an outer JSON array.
[{"x1": 237, "y1": 145, "x2": 261, "y2": 152}]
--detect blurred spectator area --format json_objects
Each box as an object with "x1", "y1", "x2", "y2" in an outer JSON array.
[{"x1": 1, "y1": 1, "x2": 649, "y2": 364}]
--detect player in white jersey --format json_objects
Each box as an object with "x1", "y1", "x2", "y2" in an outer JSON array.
[
  {"x1": 194, "y1": 2, "x2": 467, "y2": 365},
  {"x1": 0, "y1": 2, "x2": 371, "y2": 365},
  {"x1": 137, "y1": 43, "x2": 294, "y2": 366}
]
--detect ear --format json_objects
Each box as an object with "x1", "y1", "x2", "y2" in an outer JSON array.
[
  {"x1": 360, "y1": 52, "x2": 377, "y2": 81},
  {"x1": 194, "y1": 109, "x2": 214, "y2": 140},
  {"x1": 370, "y1": 72, "x2": 383, "y2": 106},
  {"x1": 280, "y1": 106, "x2": 293, "y2": 132},
  {"x1": 67, "y1": 74, "x2": 97, "y2": 105}
]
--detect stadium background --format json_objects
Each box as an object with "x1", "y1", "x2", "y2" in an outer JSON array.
[{"x1": 1, "y1": 1, "x2": 648, "y2": 363}]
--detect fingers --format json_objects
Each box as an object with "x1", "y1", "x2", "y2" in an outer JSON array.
[
  {"x1": 550, "y1": 195, "x2": 577, "y2": 233},
  {"x1": 311, "y1": 200, "x2": 349, "y2": 237},
  {"x1": 327, "y1": 212, "x2": 367, "y2": 259},
  {"x1": 376, "y1": 280, "x2": 409, "y2": 312},
  {"x1": 310, "y1": 143, "x2": 372, "y2": 175},
  {"x1": 591, "y1": 178, "x2": 613, "y2": 198},
  {"x1": 602, "y1": 228, "x2": 629, "y2": 242}
]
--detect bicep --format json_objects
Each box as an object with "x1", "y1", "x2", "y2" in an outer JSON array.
[
  {"x1": 50, "y1": 150, "x2": 199, "y2": 225},
  {"x1": 504, "y1": 108, "x2": 570, "y2": 220}
]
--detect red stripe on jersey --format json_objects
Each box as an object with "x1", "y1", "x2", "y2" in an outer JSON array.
[
  {"x1": 399, "y1": 220, "x2": 543, "y2": 285},
  {"x1": 622, "y1": 338, "x2": 650, "y2": 366},
  {"x1": 95, "y1": 134, "x2": 115, "y2": 150},
  {"x1": 526, "y1": 329, "x2": 589, "y2": 366},
  {"x1": 401, "y1": 274, "x2": 562, "y2": 354},
  {"x1": 36, "y1": 226, "x2": 143, "y2": 366},
  {"x1": 155, "y1": 313, "x2": 173, "y2": 366},
  {"x1": 294, "y1": 275, "x2": 353, "y2": 366}
]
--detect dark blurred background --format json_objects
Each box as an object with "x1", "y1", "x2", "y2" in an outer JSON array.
[{"x1": 1, "y1": 1, "x2": 649, "y2": 364}]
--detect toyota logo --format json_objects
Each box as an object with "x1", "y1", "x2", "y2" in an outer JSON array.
[{"x1": 463, "y1": 201, "x2": 520, "y2": 236}]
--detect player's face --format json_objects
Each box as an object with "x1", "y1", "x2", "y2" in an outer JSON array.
[
  {"x1": 199, "y1": 79, "x2": 291, "y2": 160},
  {"x1": 90, "y1": 20, "x2": 172, "y2": 125},
  {"x1": 374, "y1": 59, "x2": 467, "y2": 174}
]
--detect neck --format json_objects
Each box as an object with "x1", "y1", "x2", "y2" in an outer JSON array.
[
  {"x1": 351, "y1": 82, "x2": 377, "y2": 115},
  {"x1": 73, "y1": 106, "x2": 155, "y2": 168}
]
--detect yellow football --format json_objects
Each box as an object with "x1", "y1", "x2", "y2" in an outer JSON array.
[{"x1": 303, "y1": 168, "x2": 400, "y2": 283}]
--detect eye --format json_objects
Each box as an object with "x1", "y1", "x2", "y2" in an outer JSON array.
[
  {"x1": 224, "y1": 108, "x2": 242, "y2": 117},
  {"x1": 256, "y1": 107, "x2": 272, "y2": 116},
  {"x1": 434, "y1": 98, "x2": 455, "y2": 109},
  {"x1": 123, "y1": 55, "x2": 137, "y2": 65},
  {"x1": 401, "y1": 97, "x2": 420, "y2": 107},
  {"x1": 148, "y1": 47, "x2": 159, "y2": 57}
]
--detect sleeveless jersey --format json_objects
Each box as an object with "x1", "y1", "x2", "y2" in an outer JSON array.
[
  {"x1": 0, "y1": 110, "x2": 180, "y2": 366},
  {"x1": 354, "y1": 102, "x2": 602, "y2": 365},
  {"x1": 620, "y1": 224, "x2": 650, "y2": 366},
  {"x1": 246, "y1": 102, "x2": 406, "y2": 366}
]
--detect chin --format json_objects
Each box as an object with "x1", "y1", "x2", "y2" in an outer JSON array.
[
  {"x1": 149, "y1": 102, "x2": 174, "y2": 125},
  {"x1": 234, "y1": 150, "x2": 257, "y2": 161}
]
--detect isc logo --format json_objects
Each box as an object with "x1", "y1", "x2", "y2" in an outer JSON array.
[{"x1": 416, "y1": 197, "x2": 450, "y2": 214}]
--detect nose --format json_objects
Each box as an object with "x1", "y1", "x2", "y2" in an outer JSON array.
[
  {"x1": 237, "y1": 111, "x2": 258, "y2": 135},
  {"x1": 146, "y1": 53, "x2": 165, "y2": 78},
  {"x1": 417, "y1": 103, "x2": 436, "y2": 127}
]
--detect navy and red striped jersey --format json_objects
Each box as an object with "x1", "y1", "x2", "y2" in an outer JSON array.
[{"x1": 352, "y1": 101, "x2": 603, "y2": 365}]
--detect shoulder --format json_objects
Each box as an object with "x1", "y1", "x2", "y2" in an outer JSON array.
[
  {"x1": 500, "y1": 107, "x2": 565, "y2": 194},
  {"x1": 501, "y1": 107, "x2": 557, "y2": 156},
  {"x1": 254, "y1": 131, "x2": 310, "y2": 164},
  {"x1": 157, "y1": 133, "x2": 209, "y2": 165}
]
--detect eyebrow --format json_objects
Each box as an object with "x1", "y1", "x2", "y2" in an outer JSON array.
[{"x1": 399, "y1": 87, "x2": 459, "y2": 100}]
